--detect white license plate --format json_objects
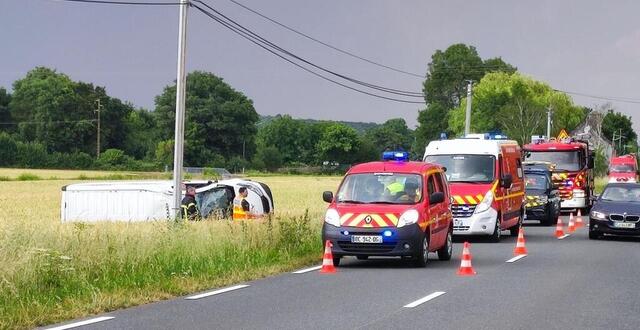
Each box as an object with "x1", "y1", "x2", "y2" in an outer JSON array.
[
  {"x1": 613, "y1": 222, "x2": 636, "y2": 229},
  {"x1": 351, "y1": 235, "x2": 382, "y2": 243}
]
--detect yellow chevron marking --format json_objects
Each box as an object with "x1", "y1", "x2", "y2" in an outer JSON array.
[
  {"x1": 385, "y1": 213, "x2": 399, "y2": 225},
  {"x1": 465, "y1": 195, "x2": 477, "y2": 204},
  {"x1": 453, "y1": 195, "x2": 466, "y2": 204},
  {"x1": 371, "y1": 214, "x2": 388, "y2": 227},
  {"x1": 345, "y1": 213, "x2": 367, "y2": 227},
  {"x1": 476, "y1": 194, "x2": 484, "y2": 202},
  {"x1": 340, "y1": 213, "x2": 353, "y2": 225},
  {"x1": 495, "y1": 191, "x2": 525, "y2": 201}
]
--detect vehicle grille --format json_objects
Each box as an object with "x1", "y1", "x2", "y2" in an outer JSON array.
[
  {"x1": 609, "y1": 214, "x2": 640, "y2": 222},
  {"x1": 337, "y1": 242, "x2": 396, "y2": 253},
  {"x1": 454, "y1": 225, "x2": 470, "y2": 231},
  {"x1": 451, "y1": 204, "x2": 476, "y2": 218}
]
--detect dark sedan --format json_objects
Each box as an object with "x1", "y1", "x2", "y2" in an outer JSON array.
[{"x1": 589, "y1": 183, "x2": 640, "y2": 239}]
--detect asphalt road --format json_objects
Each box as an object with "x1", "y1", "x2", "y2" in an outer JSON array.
[{"x1": 45, "y1": 214, "x2": 640, "y2": 330}]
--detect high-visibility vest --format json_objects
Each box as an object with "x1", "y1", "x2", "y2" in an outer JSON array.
[
  {"x1": 233, "y1": 197, "x2": 248, "y2": 220},
  {"x1": 386, "y1": 181, "x2": 404, "y2": 195}
]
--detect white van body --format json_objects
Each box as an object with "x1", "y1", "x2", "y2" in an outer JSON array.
[{"x1": 61, "y1": 179, "x2": 274, "y2": 222}]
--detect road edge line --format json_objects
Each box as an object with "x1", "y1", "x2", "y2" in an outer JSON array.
[
  {"x1": 45, "y1": 316, "x2": 114, "y2": 330},
  {"x1": 506, "y1": 254, "x2": 527, "y2": 263},
  {"x1": 293, "y1": 265, "x2": 322, "y2": 274},
  {"x1": 403, "y1": 291, "x2": 446, "y2": 308},
  {"x1": 185, "y1": 284, "x2": 250, "y2": 300},
  {"x1": 558, "y1": 234, "x2": 570, "y2": 240}
]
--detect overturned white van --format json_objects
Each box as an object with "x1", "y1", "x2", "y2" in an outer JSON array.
[{"x1": 61, "y1": 179, "x2": 274, "y2": 222}]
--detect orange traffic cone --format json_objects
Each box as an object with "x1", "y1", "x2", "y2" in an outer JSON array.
[
  {"x1": 555, "y1": 217, "x2": 565, "y2": 238},
  {"x1": 513, "y1": 227, "x2": 528, "y2": 256},
  {"x1": 575, "y1": 209, "x2": 584, "y2": 228},
  {"x1": 319, "y1": 240, "x2": 336, "y2": 274},
  {"x1": 568, "y1": 213, "x2": 576, "y2": 233},
  {"x1": 456, "y1": 242, "x2": 477, "y2": 276}
]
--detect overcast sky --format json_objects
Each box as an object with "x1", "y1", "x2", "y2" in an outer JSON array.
[{"x1": 1, "y1": 0, "x2": 639, "y2": 133}]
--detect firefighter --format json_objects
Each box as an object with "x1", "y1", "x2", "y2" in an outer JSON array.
[
  {"x1": 232, "y1": 187, "x2": 251, "y2": 220},
  {"x1": 181, "y1": 186, "x2": 200, "y2": 221}
]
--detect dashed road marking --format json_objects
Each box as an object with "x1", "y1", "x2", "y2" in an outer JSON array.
[
  {"x1": 506, "y1": 254, "x2": 527, "y2": 263},
  {"x1": 557, "y1": 234, "x2": 570, "y2": 240},
  {"x1": 404, "y1": 291, "x2": 446, "y2": 308},
  {"x1": 293, "y1": 265, "x2": 322, "y2": 274},
  {"x1": 45, "y1": 316, "x2": 114, "y2": 330},
  {"x1": 185, "y1": 284, "x2": 249, "y2": 300}
]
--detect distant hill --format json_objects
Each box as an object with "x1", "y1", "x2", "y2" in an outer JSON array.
[{"x1": 258, "y1": 115, "x2": 379, "y2": 133}]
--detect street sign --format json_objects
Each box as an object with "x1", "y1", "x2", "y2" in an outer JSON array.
[{"x1": 557, "y1": 129, "x2": 569, "y2": 140}]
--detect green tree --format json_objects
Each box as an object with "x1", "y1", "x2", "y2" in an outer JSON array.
[
  {"x1": 123, "y1": 109, "x2": 158, "y2": 159},
  {"x1": 602, "y1": 111, "x2": 636, "y2": 154},
  {"x1": 413, "y1": 102, "x2": 448, "y2": 154},
  {"x1": 254, "y1": 145, "x2": 283, "y2": 172},
  {"x1": 154, "y1": 71, "x2": 259, "y2": 166},
  {"x1": 256, "y1": 114, "x2": 304, "y2": 164},
  {"x1": 155, "y1": 139, "x2": 174, "y2": 169},
  {"x1": 483, "y1": 57, "x2": 517, "y2": 74},
  {"x1": 316, "y1": 123, "x2": 360, "y2": 164},
  {"x1": 364, "y1": 118, "x2": 413, "y2": 152},
  {"x1": 0, "y1": 132, "x2": 17, "y2": 166},
  {"x1": 0, "y1": 87, "x2": 11, "y2": 133}
]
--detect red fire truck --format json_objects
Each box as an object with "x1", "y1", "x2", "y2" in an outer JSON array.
[
  {"x1": 523, "y1": 136, "x2": 595, "y2": 211},
  {"x1": 608, "y1": 154, "x2": 638, "y2": 183}
]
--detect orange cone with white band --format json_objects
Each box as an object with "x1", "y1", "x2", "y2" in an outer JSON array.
[
  {"x1": 555, "y1": 217, "x2": 565, "y2": 238},
  {"x1": 513, "y1": 227, "x2": 528, "y2": 256},
  {"x1": 568, "y1": 213, "x2": 576, "y2": 233},
  {"x1": 575, "y1": 209, "x2": 584, "y2": 228},
  {"x1": 456, "y1": 242, "x2": 476, "y2": 276},
  {"x1": 320, "y1": 240, "x2": 336, "y2": 274}
]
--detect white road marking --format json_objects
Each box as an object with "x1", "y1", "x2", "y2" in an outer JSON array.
[
  {"x1": 506, "y1": 254, "x2": 527, "y2": 263},
  {"x1": 404, "y1": 291, "x2": 446, "y2": 308},
  {"x1": 293, "y1": 265, "x2": 322, "y2": 274},
  {"x1": 557, "y1": 234, "x2": 570, "y2": 240},
  {"x1": 185, "y1": 284, "x2": 249, "y2": 300},
  {"x1": 45, "y1": 316, "x2": 114, "y2": 330}
]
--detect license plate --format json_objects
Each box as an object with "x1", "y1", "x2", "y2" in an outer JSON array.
[
  {"x1": 613, "y1": 222, "x2": 636, "y2": 229},
  {"x1": 350, "y1": 235, "x2": 382, "y2": 243}
]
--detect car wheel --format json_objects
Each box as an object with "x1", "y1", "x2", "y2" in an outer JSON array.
[
  {"x1": 356, "y1": 255, "x2": 368, "y2": 260},
  {"x1": 589, "y1": 230, "x2": 600, "y2": 240},
  {"x1": 413, "y1": 236, "x2": 429, "y2": 267},
  {"x1": 510, "y1": 213, "x2": 523, "y2": 236},
  {"x1": 332, "y1": 256, "x2": 341, "y2": 266},
  {"x1": 489, "y1": 217, "x2": 501, "y2": 243},
  {"x1": 437, "y1": 230, "x2": 453, "y2": 261}
]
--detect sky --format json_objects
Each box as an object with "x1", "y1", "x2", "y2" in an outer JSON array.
[{"x1": 1, "y1": 0, "x2": 639, "y2": 133}]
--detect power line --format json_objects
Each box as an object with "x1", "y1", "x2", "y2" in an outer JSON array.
[
  {"x1": 222, "y1": 0, "x2": 426, "y2": 79},
  {"x1": 555, "y1": 89, "x2": 640, "y2": 104},
  {"x1": 192, "y1": 1, "x2": 425, "y2": 102},
  {"x1": 54, "y1": 0, "x2": 181, "y2": 5},
  {"x1": 192, "y1": 3, "x2": 425, "y2": 104}
]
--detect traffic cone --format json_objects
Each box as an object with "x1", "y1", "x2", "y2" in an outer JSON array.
[
  {"x1": 555, "y1": 217, "x2": 565, "y2": 238},
  {"x1": 513, "y1": 227, "x2": 528, "y2": 256},
  {"x1": 319, "y1": 240, "x2": 336, "y2": 274},
  {"x1": 575, "y1": 209, "x2": 584, "y2": 228},
  {"x1": 568, "y1": 213, "x2": 576, "y2": 233},
  {"x1": 456, "y1": 242, "x2": 476, "y2": 276}
]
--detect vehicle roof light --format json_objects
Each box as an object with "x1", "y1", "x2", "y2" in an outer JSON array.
[{"x1": 382, "y1": 151, "x2": 409, "y2": 162}]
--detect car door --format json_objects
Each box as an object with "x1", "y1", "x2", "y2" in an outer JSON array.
[
  {"x1": 425, "y1": 174, "x2": 441, "y2": 247},
  {"x1": 498, "y1": 155, "x2": 510, "y2": 228},
  {"x1": 433, "y1": 172, "x2": 450, "y2": 245}
]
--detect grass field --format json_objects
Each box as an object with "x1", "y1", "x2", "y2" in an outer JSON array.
[
  {"x1": 0, "y1": 173, "x2": 341, "y2": 329},
  {"x1": 0, "y1": 168, "x2": 169, "y2": 181}
]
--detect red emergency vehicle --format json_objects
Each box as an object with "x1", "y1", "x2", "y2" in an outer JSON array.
[
  {"x1": 523, "y1": 136, "x2": 595, "y2": 211},
  {"x1": 423, "y1": 134, "x2": 525, "y2": 242},
  {"x1": 321, "y1": 152, "x2": 453, "y2": 267},
  {"x1": 608, "y1": 154, "x2": 638, "y2": 183}
]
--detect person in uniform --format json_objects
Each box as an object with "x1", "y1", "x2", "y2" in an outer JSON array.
[
  {"x1": 181, "y1": 186, "x2": 200, "y2": 221},
  {"x1": 232, "y1": 187, "x2": 251, "y2": 220}
]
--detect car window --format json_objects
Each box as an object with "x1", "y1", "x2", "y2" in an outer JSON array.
[
  {"x1": 427, "y1": 175, "x2": 436, "y2": 196},
  {"x1": 601, "y1": 186, "x2": 640, "y2": 202}
]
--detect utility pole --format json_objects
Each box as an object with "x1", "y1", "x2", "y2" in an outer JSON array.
[
  {"x1": 546, "y1": 106, "x2": 552, "y2": 140},
  {"x1": 94, "y1": 99, "x2": 103, "y2": 158},
  {"x1": 242, "y1": 139, "x2": 246, "y2": 174},
  {"x1": 464, "y1": 80, "x2": 473, "y2": 136},
  {"x1": 172, "y1": 0, "x2": 189, "y2": 220}
]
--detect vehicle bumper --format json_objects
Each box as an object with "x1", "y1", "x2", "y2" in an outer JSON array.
[
  {"x1": 561, "y1": 190, "x2": 586, "y2": 209},
  {"x1": 590, "y1": 218, "x2": 640, "y2": 236},
  {"x1": 525, "y1": 205, "x2": 548, "y2": 220},
  {"x1": 452, "y1": 208, "x2": 498, "y2": 236},
  {"x1": 322, "y1": 223, "x2": 425, "y2": 257}
]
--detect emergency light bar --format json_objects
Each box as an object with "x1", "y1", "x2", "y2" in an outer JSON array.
[{"x1": 382, "y1": 151, "x2": 409, "y2": 161}]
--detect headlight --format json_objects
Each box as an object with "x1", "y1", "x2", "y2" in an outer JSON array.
[
  {"x1": 590, "y1": 210, "x2": 607, "y2": 220},
  {"x1": 397, "y1": 209, "x2": 419, "y2": 228},
  {"x1": 324, "y1": 208, "x2": 340, "y2": 227},
  {"x1": 474, "y1": 190, "x2": 494, "y2": 214},
  {"x1": 538, "y1": 195, "x2": 548, "y2": 204}
]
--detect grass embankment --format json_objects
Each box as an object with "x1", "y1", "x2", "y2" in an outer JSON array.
[
  {"x1": 0, "y1": 168, "x2": 169, "y2": 181},
  {"x1": 0, "y1": 176, "x2": 340, "y2": 329}
]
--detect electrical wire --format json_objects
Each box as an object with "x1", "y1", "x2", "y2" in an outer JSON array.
[
  {"x1": 192, "y1": 3, "x2": 425, "y2": 104},
  {"x1": 193, "y1": 1, "x2": 424, "y2": 99},
  {"x1": 54, "y1": 0, "x2": 182, "y2": 5},
  {"x1": 555, "y1": 89, "x2": 640, "y2": 104}
]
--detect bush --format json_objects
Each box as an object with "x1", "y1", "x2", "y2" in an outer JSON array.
[
  {"x1": 15, "y1": 141, "x2": 48, "y2": 168},
  {"x1": 17, "y1": 173, "x2": 41, "y2": 181},
  {"x1": 227, "y1": 156, "x2": 248, "y2": 173},
  {"x1": 96, "y1": 149, "x2": 134, "y2": 170},
  {"x1": 255, "y1": 145, "x2": 283, "y2": 172},
  {"x1": 0, "y1": 132, "x2": 18, "y2": 167}
]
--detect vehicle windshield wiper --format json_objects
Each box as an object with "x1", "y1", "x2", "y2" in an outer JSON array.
[
  {"x1": 450, "y1": 180, "x2": 492, "y2": 184},
  {"x1": 338, "y1": 200, "x2": 365, "y2": 204},
  {"x1": 368, "y1": 201, "x2": 397, "y2": 204}
]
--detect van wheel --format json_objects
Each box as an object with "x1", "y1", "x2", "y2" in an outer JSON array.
[
  {"x1": 332, "y1": 256, "x2": 341, "y2": 266},
  {"x1": 413, "y1": 236, "x2": 429, "y2": 267},
  {"x1": 510, "y1": 213, "x2": 523, "y2": 236},
  {"x1": 437, "y1": 230, "x2": 453, "y2": 261},
  {"x1": 489, "y1": 217, "x2": 501, "y2": 243}
]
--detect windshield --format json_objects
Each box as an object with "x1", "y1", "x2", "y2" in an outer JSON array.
[
  {"x1": 601, "y1": 186, "x2": 640, "y2": 203},
  {"x1": 610, "y1": 164, "x2": 635, "y2": 173},
  {"x1": 196, "y1": 187, "x2": 233, "y2": 218},
  {"x1": 527, "y1": 151, "x2": 582, "y2": 171},
  {"x1": 525, "y1": 174, "x2": 548, "y2": 190},
  {"x1": 424, "y1": 155, "x2": 495, "y2": 183},
  {"x1": 337, "y1": 173, "x2": 423, "y2": 204}
]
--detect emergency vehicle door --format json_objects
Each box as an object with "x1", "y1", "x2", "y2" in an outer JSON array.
[
  {"x1": 433, "y1": 172, "x2": 450, "y2": 245},
  {"x1": 426, "y1": 173, "x2": 446, "y2": 247},
  {"x1": 498, "y1": 155, "x2": 510, "y2": 225}
]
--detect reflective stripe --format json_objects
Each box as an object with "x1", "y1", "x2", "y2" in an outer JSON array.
[
  {"x1": 453, "y1": 196, "x2": 466, "y2": 204},
  {"x1": 464, "y1": 195, "x2": 477, "y2": 204},
  {"x1": 494, "y1": 191, "x2": 525, "y2": 201},
  {"x1": 232, "y1": 197, "x2": 248, "y2": 220}
]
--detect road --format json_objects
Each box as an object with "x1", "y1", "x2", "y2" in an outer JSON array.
[{"x1": 45, "y1": 215, "x2": 640, "y2": 330}]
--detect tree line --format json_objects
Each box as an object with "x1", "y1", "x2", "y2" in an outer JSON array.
[{"x1": 0, "y1": 44, "x2": 635, "y2": 172}]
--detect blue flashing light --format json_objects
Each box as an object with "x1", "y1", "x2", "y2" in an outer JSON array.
[
  {"x1": 440, "y1": 132, "x2": 448, "y2": 140},
  {"x1": 382, "y1": 230, "x2": 393, "y2": 237},
  {"x1": 382, "y1": 151, "x2": 409, "y2": 162}
]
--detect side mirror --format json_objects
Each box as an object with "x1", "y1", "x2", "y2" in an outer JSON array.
[
  {"x1": 606, "y1": 170, "x2": 610, "y2": 175},
  {"x1": 501, "y1": 174, "x2": 513, "y2": 189},
  {"x1": 429, "y1": 192, "x2": 445, "y2": 205},
  {"x1": 322, "y1": 191, "x2": 334, "y2": 203}
]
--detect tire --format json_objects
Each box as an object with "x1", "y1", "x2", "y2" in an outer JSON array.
[
  {"x1": 489, "y1": 216, "x2": 501, "y2": 243},
  {"x1": 437, "y1": 230, "x2": 453, "y2": 261},
  {"x1": 356, "y1": 255, "x2": 369, "y2": 260},
  {"x1": 413, "y1": 236, "x2": 429, "y2": 267},
  {"x1": 510, "y1": 212, "x2": 523, "y2": 236},
  {"x1": 589, "y1": 230, "x2": 600, "y2": 240},
  {"x1": 332, "y1": 256, "x2": 341, "y2": 266}
]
